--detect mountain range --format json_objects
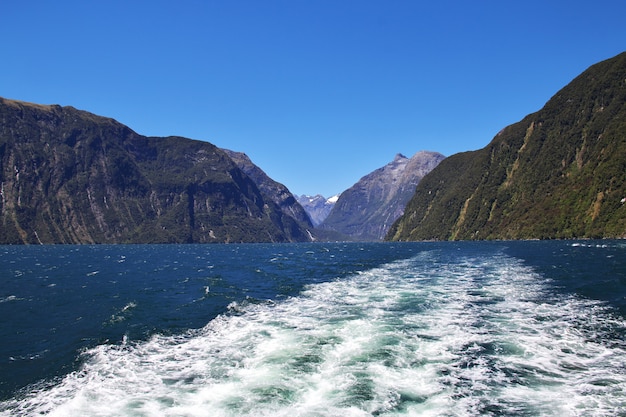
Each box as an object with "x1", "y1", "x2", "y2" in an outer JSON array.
[
  {"x1": 0, "y1": 98, "x2": 313, "y2": 244},
  {"x1": 388, "y1": 51, "x2": 626, "y2": 241},
  {"x1": 4, "y1": 51, "x2": 625, "y2": 244},
  {"x1": 0, "y1": 95, "x2": 437, "y2": 244},
  {"x1": 320, "y1": 151, "x2": 445, "y2": 240},
  {"x1": 296, "y1": 194, "x2": 338, "y2": 226}
]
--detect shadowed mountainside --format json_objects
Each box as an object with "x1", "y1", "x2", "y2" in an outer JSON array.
[
  {"x1": 0, "y1": 98, "x2": 312, "y2": 244},
  {"x1": 221, "y1": 149, "x2": 313, "y2": 228}
]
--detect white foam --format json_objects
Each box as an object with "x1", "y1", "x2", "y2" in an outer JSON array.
[
  {"x1": 2, "y1": 251, "x2": 626, "y2": 416},
  {"x1": 0, "y1": 295, "x2": 18, "y2": 303}
]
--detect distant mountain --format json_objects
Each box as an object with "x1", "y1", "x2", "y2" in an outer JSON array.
[
  {"x1": 320, "y1": 151, "x2": 445, "y2": 240},
  {"x1": 0, "y1": 97, "x2": 312, "y2": 244},
  {"x1": 222, "y1": 149, "x2": 313, "y2": 228},
  {"x1": 388, "y1": 51, "x2": 626, "y2": 241},
  {"x1": 296, "y1": 194, "x2": 338, "y2": 226}
]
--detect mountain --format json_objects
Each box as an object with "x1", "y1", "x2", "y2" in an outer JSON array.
[
  {"x1": 320, "y1": 151, "x2": 445, "y2": 240},
  {"x1": 387, "y1": 52, "x2": 626, "y2": 241},
  {"x1": 0, "y1": 97, "x2": 312, "y2": 244},
  {"x1": 221, "y1": 149, "x2": 313, "y2": 228},
  {"x1": 296, "y1": 194, "x2": 338, "y2": 226}
]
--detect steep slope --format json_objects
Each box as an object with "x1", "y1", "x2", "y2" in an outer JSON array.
[
  {"x1": 388, "y1": 51, "x2": 626, "y2": 241},
  {"x1": 320, "y1": 151, "x2": 445, "y2": 240},
  {"x1": 0, "y1": 98, "x2": 311, "y2": 244},
  {"x1": 296, "y1": 194, "x2": 338, "y2": 226},
  {"x1": 222, "y1": 149, "x2": 313, "y2": 229}
]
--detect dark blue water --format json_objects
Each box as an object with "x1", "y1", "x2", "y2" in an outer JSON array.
[
  {"x1": 1, "y1": 241, "x2": 625, "y2": 416},
  {"x1": 0, "y1": 242, "x2": 418, "y2": 400}
]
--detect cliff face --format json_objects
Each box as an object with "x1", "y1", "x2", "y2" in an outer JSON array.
[
  {"x1": 222, "y1": 149, "x2": 313, "y2": 228},
  {"x1": 0, "y1": 98, "x2": 311, "y2": 244},
  {"x1": 320, "y1": 151, "x2": 445, "y2": 240},
  {"x1": 388, "y1": 52, "x2": 626, "y2": 241}
]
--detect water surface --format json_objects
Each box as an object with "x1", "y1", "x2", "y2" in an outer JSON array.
[{"x1": 1, "y1": 241, "x2": 625, "y2": 416}]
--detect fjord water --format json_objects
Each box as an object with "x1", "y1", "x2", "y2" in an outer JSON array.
[{"x1": 1, "y1": 241, "x2": 626, "y2": 416}]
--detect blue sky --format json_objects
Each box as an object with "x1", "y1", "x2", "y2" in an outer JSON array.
[{"x1": 2, "y1": 1, "x2": 626, "y2": 197}]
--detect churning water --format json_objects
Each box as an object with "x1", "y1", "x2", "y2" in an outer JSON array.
[{"x1": 1, "y1": 241, "x2": 625, "y2": 416}]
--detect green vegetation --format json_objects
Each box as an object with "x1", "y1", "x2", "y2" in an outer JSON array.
[
  {"x1": 388, "y1": 51, "x2": 626, "y2": 241},
  {"x1": 0, "y1": 98, "x2": 311, "y2": 244}
]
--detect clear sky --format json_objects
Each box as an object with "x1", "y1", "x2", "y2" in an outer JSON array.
[{"x1": 2, "y1": 1, "x2": 626, "y2": 197}]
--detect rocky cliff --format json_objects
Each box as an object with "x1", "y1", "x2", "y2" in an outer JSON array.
[
  {"x1": 222, "y1": 149, "x2": 313, "y2": 228},
  {"x1": 388, "y1": 52, "x2": 626, "y2": 241},
  {"x1": 0, "y1": 98, "x2": 312, "y2": 244},
  {"x1": 320, "y1": 151, "x2": 445, "y2": 240}
]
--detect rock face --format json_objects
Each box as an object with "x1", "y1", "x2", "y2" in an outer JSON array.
[
  {"x1": 296, "y1": 194, "x2": 338, "y2": 226},
  {"x1": 320, "y1": 151, "x2": 445, "y2": 240},
  {"x1": 0, "y1": 98, "x2": 312, "y2": 244},
  {"x1": 388, "y1": 51, "x2": 626, "y2": 241},
  {"x1": 222, "y1": 149, "x2": 313, "y2": 228}
]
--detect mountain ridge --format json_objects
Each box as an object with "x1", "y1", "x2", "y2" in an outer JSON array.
[
  {"x1": 0, "y1": 97, "x2": 312, "y2": 244},
  {"x1": 388, "y1": 51, "x2": 626, "y2": 241},
  {"x1": 320, "y1": 151, "x2": 445, "y2": 240},
  {"x1": 221, "y1": 149, "x2": 313, "y2": 228},
  {"x1": 296, "y1": 194, "x2": 338, "y2": 226}
]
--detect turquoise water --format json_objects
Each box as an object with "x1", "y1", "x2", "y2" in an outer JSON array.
[{"x1": 1, "y1": 241, "x2": 625, "y2": 416}]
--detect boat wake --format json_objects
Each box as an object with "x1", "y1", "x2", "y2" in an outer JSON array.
[{"x1": 3, "y1": 250, "x2": 625, "y2": 416}]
